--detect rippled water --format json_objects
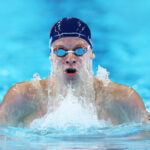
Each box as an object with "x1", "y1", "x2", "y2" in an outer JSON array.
[
  {"x1": 0, "y1": 0, "x2": 150, "y2": 149},
  {"x1": 0, "y1": 123, "x2": 150, "y2": 150}
]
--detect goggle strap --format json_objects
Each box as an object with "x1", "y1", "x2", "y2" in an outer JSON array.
[{"x1": 51, "y1": 47, "x2": 54, "y2": 53}]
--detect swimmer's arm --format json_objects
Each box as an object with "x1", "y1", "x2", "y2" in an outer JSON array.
[
  {"x1": 0, "y1": 83, "x2": 36, "y2": 126},
  {"x1": 115, "y1": 86, "x2": 150, "y2": 123},
  {"x1": 127, "y1": 88, "x2": 150, "y2": 123},
  {"x1": 105, "y1": 82, "x2": 150, "y2": 124}
]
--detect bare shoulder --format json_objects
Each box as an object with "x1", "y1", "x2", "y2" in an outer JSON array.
[
  {"x1": 94, "y1": 77, "x2": 144, "y2": 107},
  {"x1": 2, "y1": 81, "x2": 32, "y2": 103},
  {"x1": 108, "y1": 81, "x2": 145, "y2": 109},
  {"x1": 2, "y1": 78, "x2": 49, "y2": 102},
  {"x1": 0, "y1": 81, "x2": 32, "y2": 126},
  {"x1": 0, "y1": 78, "x2": 49, "y2": 126},
  {"x1": 110, "y1": 81, "x2": 150, "y2": 122},
  {"x1": 93, "y1": 77, "x2": 150, "y2": 123}
]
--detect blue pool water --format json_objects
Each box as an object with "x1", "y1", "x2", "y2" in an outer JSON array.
[
  {"x1": 0, "y1": 123, "x2": 150, "y2": 150},
  {"x1": 0, "y1": 0, "x2": 150, "y2": 149}
]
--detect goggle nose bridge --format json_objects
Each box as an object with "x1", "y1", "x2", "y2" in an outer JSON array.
[{"x1": 67, "y1": 50, "x2": 76, "y2": 54}]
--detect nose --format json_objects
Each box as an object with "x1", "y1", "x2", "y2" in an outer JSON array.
[
  {"x1": 66, "y1": 60, "x2": 76, "y2": 65},
  {"x1": 65, "y1": 53, "x2": 76, "y2": 65}
]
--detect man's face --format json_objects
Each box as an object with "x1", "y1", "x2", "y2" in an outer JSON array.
[{"x1": 50, "y1": 37, "x2": 94, "y2": 81}]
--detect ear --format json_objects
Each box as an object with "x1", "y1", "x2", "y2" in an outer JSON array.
[
  {"x1": 90, "y1": 51, "x2": 95, "y2": 60},
  {"x1": 91, "y1": 52, "x2": 95, "y2": 59},
  {"x1": 49, "y1": 54, "x2": 53, "y2": 61}
]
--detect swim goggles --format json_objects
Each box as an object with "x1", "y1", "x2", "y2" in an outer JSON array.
[{"x1": 51, "y1": 46, "x2": 90, "y2": 57}]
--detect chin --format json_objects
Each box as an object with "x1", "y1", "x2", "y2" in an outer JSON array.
[{"x1": 64, "y1": 72, "x2": 78, "y2": 80}]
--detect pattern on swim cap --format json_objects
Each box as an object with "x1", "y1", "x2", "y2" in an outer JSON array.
[{"x1": 50, "y1": 17, "x2": 93, "y2": 49}]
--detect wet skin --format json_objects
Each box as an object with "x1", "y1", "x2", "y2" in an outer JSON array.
[{"x1": 0, "y1": 37, "x2": 150, "y2": 127}]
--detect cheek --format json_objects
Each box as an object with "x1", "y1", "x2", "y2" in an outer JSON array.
[
  {"x1": 80, "y1": 55, "x2": 90, "y2": 63},
  {"x1": 52, "y1": 56, "x2": 65, "y2": 64},
  {"x1": 80, "y1": 56, "x2": 92, "y2": 69}
]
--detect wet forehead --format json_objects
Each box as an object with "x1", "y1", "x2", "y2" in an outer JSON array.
[{"x1": 52, "y1": 37, "x2": 89, "y2": 49}]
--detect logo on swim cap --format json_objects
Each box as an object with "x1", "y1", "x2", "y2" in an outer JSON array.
[{"x1": 50, "y1": 17, "x2": 93, "y2": 49}]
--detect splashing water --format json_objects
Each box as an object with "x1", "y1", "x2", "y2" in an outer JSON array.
[
  {"x1": 30, "y1": 52, "x2": 112, "y2": 132},
  {"x1": 96, "y1": 65, "x2": 110, "y2": 86},
  {"x1": 33, "y1": 73, "x2": 41, "y2": 81},
  {"x1": 31, "y1": 73, "x2": 43, "y2": 92},
  {"x1": 30, "y1": 87, "x2": 111, "y2": 130}
]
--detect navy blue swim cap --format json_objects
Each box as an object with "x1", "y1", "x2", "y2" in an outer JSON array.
[{"x1": 50, "y1": 17, "x2": 93, "y2": 49}]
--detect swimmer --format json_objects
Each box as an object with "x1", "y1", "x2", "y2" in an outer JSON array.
[{"x1": 0, "y1": 17, "x2": 149, "y2": 127}]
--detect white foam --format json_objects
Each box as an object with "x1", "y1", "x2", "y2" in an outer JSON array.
[
  {"x1": 30, "y1": 88, "x2": 110, "y2": 130},
  {"x1": 30, "y1": 60, "x2": 112, "y2": 130},
  {"x1": 96, "y1": 65, "x2": 110, "y2": 86},
  {"x1": 32, "y1": 73, "x2": 41, "y2": 81}
]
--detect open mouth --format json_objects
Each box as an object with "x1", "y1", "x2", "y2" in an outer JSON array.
[
  {"x1": 65, "y1": 68, "x2": 77, "y2": 74},
  {"x1": 65, "y1": 68, "x2": 77, "y2": 78}
]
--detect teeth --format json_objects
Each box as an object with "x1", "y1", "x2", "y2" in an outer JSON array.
[{"x1": 66, "y1": 68, "x2": 76, "y2": 73}]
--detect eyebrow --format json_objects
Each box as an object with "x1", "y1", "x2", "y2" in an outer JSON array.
[
  {"x1": 54, "y1": 45, "x2": 66, "y2": 49},
  {"x1": 54, "y1": 44, "x2": 86, "y2": 49}
]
